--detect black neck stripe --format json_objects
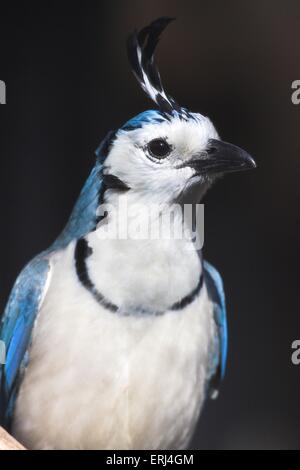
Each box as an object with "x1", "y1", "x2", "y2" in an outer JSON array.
[
  {"x1": 169, "y1": 273, "x2": 203, "y2": 311},
  {"x1": 75, "y1": 238, "x2": 203, "y2": 316},
  {"x1": 93, "y1": 173, "x2": 130, "y2": 230},
  {"x1": 75, "y1": 238, "x2": 118, "y2": 312}
]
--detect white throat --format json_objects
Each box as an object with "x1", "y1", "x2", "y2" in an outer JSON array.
[{"x1": 85, "y1": 191, "x2": 202, "y2": 314}]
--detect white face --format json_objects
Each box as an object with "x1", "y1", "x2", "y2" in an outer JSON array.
[{"x1": 103, "y1": 113, "x2": 219, "y2": 205}]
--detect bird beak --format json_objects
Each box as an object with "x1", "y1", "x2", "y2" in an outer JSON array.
[{"x1": 184, "y1": 139, "x2": 256, "y2": 176}]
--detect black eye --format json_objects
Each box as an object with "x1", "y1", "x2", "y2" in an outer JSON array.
[{"x1": 147, "y1": 138, "x2": 172, "y2": 159}]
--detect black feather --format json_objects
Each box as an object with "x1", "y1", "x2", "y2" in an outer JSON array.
[
  {"x1": 127, "y1": 32, "x2": 144, "y2": 82},
  {"x1": 127, "y1": 17, "x2": 183, "y2": 114},
  {"x1": 142, "y1": 17, "x2": 173, "y2": 61},
  {"x1": 102, "y1": 174, "x2": 130, "y2": 191}
]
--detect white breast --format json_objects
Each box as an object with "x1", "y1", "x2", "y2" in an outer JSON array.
[{"x1": 12, "y1": 241, "x2": 216, "y2": 450}]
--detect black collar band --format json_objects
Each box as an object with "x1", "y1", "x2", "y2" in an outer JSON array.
[{"x1": 75, "y1": 238, "x2": 203, "y2": 316}]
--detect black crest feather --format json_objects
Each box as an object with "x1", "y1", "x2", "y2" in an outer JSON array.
[{"x1": 127, "y1": 17, "x2": 183, "y2": 115}]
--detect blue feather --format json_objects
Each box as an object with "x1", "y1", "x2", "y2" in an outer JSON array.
[
  {"x1": 203, "y1": 260, "x2": 228, "y2": 396},
  {"x1": 121, "y1": 110, "x2": 166, "y2": 131},
  {"x1": 0, "y1": 255, "x2": 50, "y2": 425}
]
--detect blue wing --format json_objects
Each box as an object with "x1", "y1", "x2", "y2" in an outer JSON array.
[
  {"x1": 203, "y1": 260, "x2": 228, "y2": 398},
  {"x1": 0, "y1": 135, "x2": 110, "y2": 427},
  {"x1": 0, "y1": 254, "x2": 51, "y2": 427}
]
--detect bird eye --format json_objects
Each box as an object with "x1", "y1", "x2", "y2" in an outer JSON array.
[{"x1": 147, "y1": 138, "x2": 172, "y2": 159}]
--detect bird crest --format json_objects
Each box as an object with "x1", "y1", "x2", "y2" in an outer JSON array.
[{"x1": 127, "y1": 17, "x2": 189, "y2": 119}]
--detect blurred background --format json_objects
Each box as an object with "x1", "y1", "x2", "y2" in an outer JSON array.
[{"x1": 0, "y1": 0, "x2": 299, "y2": 449}]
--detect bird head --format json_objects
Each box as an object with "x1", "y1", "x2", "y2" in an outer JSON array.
[{"x1": 96, "y1": 17, "x2": 256, "y2": 207}]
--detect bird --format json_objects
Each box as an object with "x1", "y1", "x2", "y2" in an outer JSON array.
[{"x1": 0, "y1": 17, "x2": 256, "y2": 450}]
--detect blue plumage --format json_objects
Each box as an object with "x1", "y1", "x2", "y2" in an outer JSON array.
[
  {"x1": 204, "y1": 261, "x2": 228, "y2": 395},
  {"x1": 122, "y1": 110, "x2": 166, "y2": 131},
  {"x1": 0, "y1": 256, "x2": 50, "y2": 425}
]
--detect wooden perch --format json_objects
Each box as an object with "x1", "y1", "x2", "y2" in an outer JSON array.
[{"x1": 0, "y1": 426, "x2": 26, "y2": 450}]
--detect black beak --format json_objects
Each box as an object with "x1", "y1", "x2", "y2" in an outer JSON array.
[{"x1": 184, "y1": 139, "x2": 256, "y2": 176}]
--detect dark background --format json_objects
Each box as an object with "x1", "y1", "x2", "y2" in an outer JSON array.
[{"x1": 0, "y1": 1, "x2": 299, "y2": 450}]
